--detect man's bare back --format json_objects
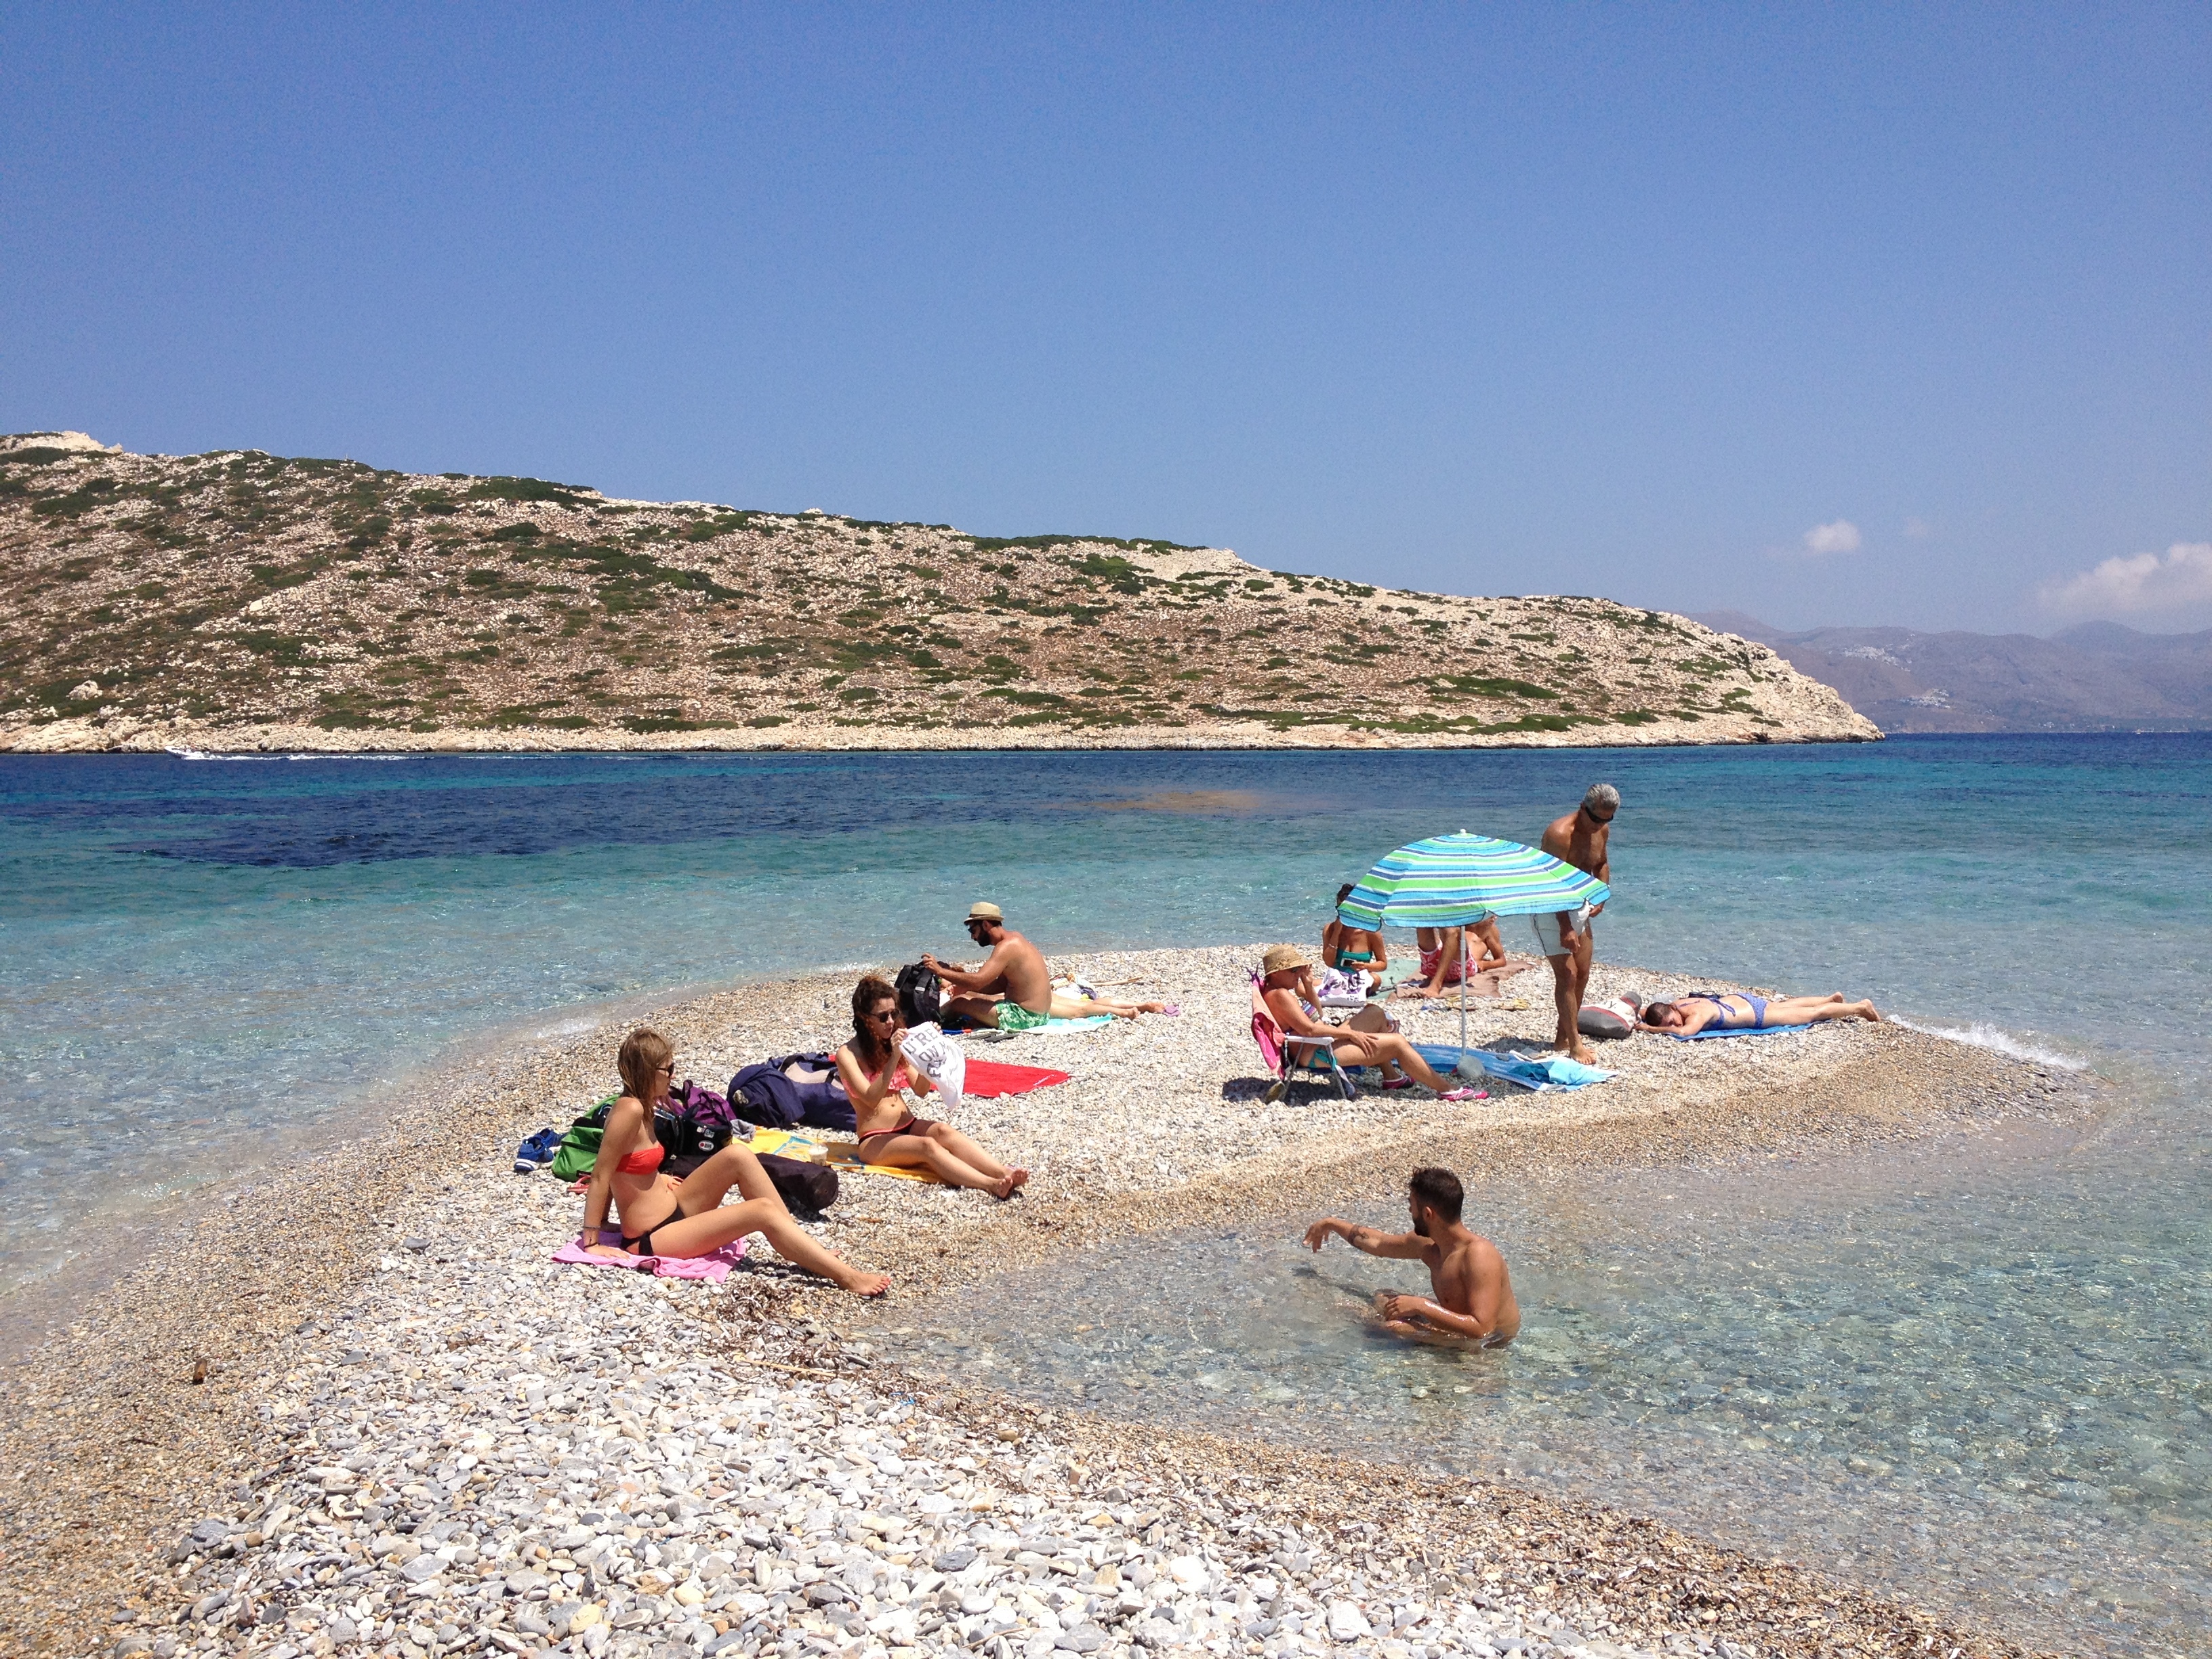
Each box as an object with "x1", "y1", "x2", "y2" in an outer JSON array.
[
  {"x1": 923, "y1": 908, "x2": 1054, "y2": 1027},
  {"x1": 1303, "y1": 1168, "x2": 1519, "y2": 1346},
  {"x1": 954, "y1": 927, "x2": 1052, "y2": 1010}
]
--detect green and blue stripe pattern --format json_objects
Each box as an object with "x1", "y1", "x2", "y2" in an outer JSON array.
[{"x1": 1336, "y1": 830, "x2": 1610, "y2": 928}]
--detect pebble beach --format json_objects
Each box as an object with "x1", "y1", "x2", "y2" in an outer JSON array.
[{"x1": 1, "y1": 945, "x2": 2090, "y2": 1659}]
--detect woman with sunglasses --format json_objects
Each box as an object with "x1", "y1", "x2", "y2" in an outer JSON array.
[
  {"x1": 836, "y1": 976, "x2": 1029, "y2": 1198},
  {"x1": 579, "y1": 1026, "x2": 890, "y2": 1296}
]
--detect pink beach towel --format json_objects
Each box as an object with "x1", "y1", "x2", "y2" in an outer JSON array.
[{"x1": 551, "y1": 1230, "x2": 750, "y2": 1281}]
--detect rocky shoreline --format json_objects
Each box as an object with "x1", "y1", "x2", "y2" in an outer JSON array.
[
  {"x1": 0, "y1": 946, "x2": 2084, "y2": 1659},
  {"x1": 3, "y1": 721, "x2": 1876, "y2": 756}
]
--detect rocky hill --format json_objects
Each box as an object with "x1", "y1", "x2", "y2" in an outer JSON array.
[
  {"x1": 1696, "y1": 611, "x2": 2212, "y2": 733},
  {"x1": 0, "y1": 434, "x2": 1877, "y2": 752}
]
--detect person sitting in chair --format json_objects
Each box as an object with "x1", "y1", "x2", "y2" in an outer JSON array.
[{"x1": 1259, "y1": 945, "x2": 1479, "y2": 1099}]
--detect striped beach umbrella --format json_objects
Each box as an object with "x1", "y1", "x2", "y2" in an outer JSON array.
[{"x1": 1337, "y1": 831, "x2": 1611, "y2": 1055}]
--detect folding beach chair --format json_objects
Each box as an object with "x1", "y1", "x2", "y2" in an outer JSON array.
[{"x1": 1250, "y1": 985, "x2": 1358, "y2": 1103}]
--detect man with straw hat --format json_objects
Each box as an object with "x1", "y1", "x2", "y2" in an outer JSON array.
[{"x1": 926, "y1": 902, "x2": 1171, "y2": 1030}]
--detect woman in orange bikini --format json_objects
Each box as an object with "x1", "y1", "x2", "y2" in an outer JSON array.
[
  {"x1": 579, "y1": 1027, "x2": 889, "y2": 1296},
  {"x1": 836, "y1": 976, "x2": 1028, "y2": 1200}
]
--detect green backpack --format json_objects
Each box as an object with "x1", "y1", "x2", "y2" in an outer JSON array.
[{"x1": 550, "y1": 1096, "x2": 618, "y2": 1181}]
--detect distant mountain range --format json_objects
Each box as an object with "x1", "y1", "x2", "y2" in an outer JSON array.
[{"x1": 1694, "y1": 612, "x2": 2212, "y2": 733}]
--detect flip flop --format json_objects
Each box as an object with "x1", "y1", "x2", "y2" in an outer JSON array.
[{"x1": 1438, "y1": 1087, "x2": 1488, "y2": 1102}]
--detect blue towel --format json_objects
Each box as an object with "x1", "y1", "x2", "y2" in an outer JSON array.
[
  {"x1": 1414, "y1": 1043, "x2": 1612, "y2": 1092},
  {"x1": 1671, "y1": 1023, "x2": 1812, "y2": 1042}
]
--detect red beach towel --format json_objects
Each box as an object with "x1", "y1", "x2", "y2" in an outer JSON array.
[{"x1": 962, "y1": 1059, "x2": 1070, "y2": 1097}]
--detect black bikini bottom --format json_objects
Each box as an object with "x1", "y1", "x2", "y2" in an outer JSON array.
[{"x1": 622, "y1": 1202, "x2": 689, "y2": 1256}]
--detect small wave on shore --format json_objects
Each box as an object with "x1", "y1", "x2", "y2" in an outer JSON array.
[{"x1": 1893, "y1": 1017, "x2": 2090, "y2": 1071}]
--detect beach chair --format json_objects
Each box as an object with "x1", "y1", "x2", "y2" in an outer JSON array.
[{"x1": 1250, "y1": 986, "x2": 1358, "y2": 1103}]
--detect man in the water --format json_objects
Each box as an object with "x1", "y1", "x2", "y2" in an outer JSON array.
[
  {"x1": 1536, "y1": 782, "x2": 1616, "y2": 1063},
  {"x1": 1303, "y1": 1166, "x2": 1519, "y2": 1345}
]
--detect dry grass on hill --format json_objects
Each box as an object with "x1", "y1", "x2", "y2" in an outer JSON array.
[{"x1": 0, "y1": 434, "x2": 1877, "y2": 752}]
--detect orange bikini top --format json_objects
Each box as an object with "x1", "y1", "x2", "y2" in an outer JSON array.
[{"x1": 616, "y1": 1141, "x2": 665, "y2": 1176}]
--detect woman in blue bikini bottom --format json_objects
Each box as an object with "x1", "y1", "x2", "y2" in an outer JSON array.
[{"x1": 1639, "y1": 990, "x2": 1882, "y2": 1034}]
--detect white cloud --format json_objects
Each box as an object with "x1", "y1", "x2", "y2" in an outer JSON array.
[
  {"x1": 1802, "y1": 518, "x2": 1862, "y2": 556},
  {"x1": 2039, "y1": 541, "x2": 2212, "y2": 618}
]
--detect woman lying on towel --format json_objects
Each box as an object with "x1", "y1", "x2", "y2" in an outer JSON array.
[
  {"x1": 1639, "y1": 991, "x2": 1882, "y2": 1034},
  {"x1": 838, "y1": 976, "x2": 1029, "y2": 1199},
  {"x1": 1261, "y1": 946, "x2": 1481, "y2": 1099},
  {"x1": 579, "y1": 1027, "x2": 890, "y2": 1296}
]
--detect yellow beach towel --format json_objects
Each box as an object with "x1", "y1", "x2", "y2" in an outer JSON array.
[{"x1": 745, "y1": 1126, "x2": 943, "y2": 1185}]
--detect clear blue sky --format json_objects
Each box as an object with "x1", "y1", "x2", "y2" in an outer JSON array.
[{"x1": 3, "y1": 5, "x2": 2205, "y2": 633}]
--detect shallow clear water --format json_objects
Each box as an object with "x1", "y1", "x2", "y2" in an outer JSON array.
[
  {"x1": 872, "y1": 1118, "x2": 2212, "y2": 1654},
  {"x1": 4, "y1": 737, "x2": 2209, "y2": 1649}
]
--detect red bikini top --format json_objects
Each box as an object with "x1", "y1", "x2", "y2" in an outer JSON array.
[{"x1": 616, "y1": 1141, "x2": 665, "y2": 1176}]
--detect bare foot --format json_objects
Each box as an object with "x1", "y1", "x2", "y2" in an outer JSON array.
[
  {"x1": 991, "y1": 1168, "x2": 1030, "y2": 1200},
  {"x1": 838, "y1": 1269, "x2": 893, "y2": 1298},
  {"x1": 1860, "y1": 1002, "x2": 1882, "y2": 1023},
  {"x1": 1570, "y1": 1042, "x2": 1597, "y2": 1065}
]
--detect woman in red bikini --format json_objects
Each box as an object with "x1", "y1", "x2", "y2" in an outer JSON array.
[
  {"x1": 836, "y1": 977, "x2": 1029, "y2": 1200},
  {"x1": 579, "y1": 1027, "x2": 889, "y2": 1296}
]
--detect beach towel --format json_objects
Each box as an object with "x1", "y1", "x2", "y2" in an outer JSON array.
[
  {"x1": 1671, "y1": 1023, "x2": 1813, "y2": 1041},
  {"x1": 1374, "y1": 958, "x2": 1415, "y2": 992},
  {"x1": 749, "y1": 1125, "x2": 945, "y2": 1185},
  {"x1": 824, "y1": 1143, "x2": 944, "y2": 1184},
  {"x1": 551, "y1": 1230, "x2": 750, "y2": 1281},
  {"x1": 971, "y1": 1014, "x2": 1112, "y2": 1039},
  {"x1": 962, "y1": 1059, "x2": 1071, "y2": 1096},
  {"x1": 1415, "y1": 1042, "x2": 1612, "y2": 1092}
]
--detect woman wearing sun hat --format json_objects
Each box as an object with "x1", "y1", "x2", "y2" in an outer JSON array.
[{"x1": 1258, "y1": 945, "x2": 1481, "y2": 1099}]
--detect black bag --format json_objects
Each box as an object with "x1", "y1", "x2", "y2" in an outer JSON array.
[
  {"x1": 657, "y1": 1081, "x2": 737, "y2": 1175},
  {"x1": 758, "y1": 1152, "x2": 839, "y2": 1214},
  {"x1": 894, "y1": 961, "x2": 942, "y2": 1026}
]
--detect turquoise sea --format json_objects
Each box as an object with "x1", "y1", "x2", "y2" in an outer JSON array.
[{"x1": 2, "y1": 738, "x2": 2207, "y2": 1653}]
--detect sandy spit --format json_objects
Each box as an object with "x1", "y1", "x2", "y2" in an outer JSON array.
[{"x1": 0, "y1": 946, "x2": 2084, "y2": 1659}]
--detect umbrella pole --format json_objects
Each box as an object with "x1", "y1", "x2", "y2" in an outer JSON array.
[{"x1": 1458, "y1": 926, "x2": 1469, "y2": 1059}]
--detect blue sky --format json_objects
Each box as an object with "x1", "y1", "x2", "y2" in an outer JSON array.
[{"x1": 3, "y1": 5, "x2": 2205, "y2": 633}]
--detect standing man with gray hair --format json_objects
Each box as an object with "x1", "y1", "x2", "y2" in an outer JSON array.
[{"x1": 1535, "y1": 784, "x2": 1618, "y2": 1062}]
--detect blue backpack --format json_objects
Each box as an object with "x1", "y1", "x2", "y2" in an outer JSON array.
[{"x1": 727, "y1": 1053, "x2": 855, "y2": 1133}]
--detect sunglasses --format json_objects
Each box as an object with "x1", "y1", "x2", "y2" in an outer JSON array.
[{"x1": 868, "y1": 1008, "x2": 899, "y2": 1023}]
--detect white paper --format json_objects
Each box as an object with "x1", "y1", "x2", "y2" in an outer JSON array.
[{"x1": 897, "y1": 1021, "x2": 965, "y2": 1112}]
